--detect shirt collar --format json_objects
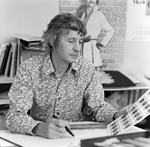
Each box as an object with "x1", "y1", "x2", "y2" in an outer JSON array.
[
  {"x1": 42, "y1": 53, "x2": 54, "y2": 75},
  {"x1": 42, "y1": 53, "x2": 81, "y2": 76}
]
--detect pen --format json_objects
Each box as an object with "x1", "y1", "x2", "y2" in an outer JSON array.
[
  {"x1": 0, "y1": 137, "x2": 23, "y2": 147},
  {"x1": 52, "y1": 115, "x2": 75, "y2": 137}
]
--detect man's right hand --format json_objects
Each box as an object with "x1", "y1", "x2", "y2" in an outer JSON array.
[{"x1": 32, "y1": 118, "x2": 69, "y2": 139}]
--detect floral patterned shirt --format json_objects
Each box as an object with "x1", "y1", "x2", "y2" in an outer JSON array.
[{"x1": 5, "y1": 53, "x2": 117, "y2": 135}]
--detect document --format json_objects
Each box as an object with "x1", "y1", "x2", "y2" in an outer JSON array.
[
  {"x1": 108, "y1": 89, "x2": 150, "y2": 135},
  {"x1": 0, "y1": 123, "x2": 144, "y2": 147}
]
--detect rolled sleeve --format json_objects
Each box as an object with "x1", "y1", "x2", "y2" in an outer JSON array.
[
  {"x1": 4, "y1": 64, "x2": 41, "y2": 135},
  {"x1": 84, "y1": 70, "x2": 117, "y2": 124}
]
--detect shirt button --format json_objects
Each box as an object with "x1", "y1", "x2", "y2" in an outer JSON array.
[{"x1": 57, "y1": 97, "x2": 61, "y2": 100}]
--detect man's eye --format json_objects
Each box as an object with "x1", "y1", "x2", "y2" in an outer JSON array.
[
  {"x1": 79, "y1": 40, "x2": 83, "y2": 44},
  {"x1": 69, "y1": 40, "x2": 74, "y2": 43}
]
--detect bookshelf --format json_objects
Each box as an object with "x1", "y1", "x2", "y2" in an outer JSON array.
[
  {"x1": 0, "y1": 77, "x2": 14, "y2": 84},
  {"x1": 0, "y1": 36, "x2": 48, "y2": 109},
  {"x1": 0, "y1": 36, "x2": 48, "y2": 83}
]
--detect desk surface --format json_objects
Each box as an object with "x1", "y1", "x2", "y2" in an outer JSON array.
[{"x1": 0, "y1": 123, "x2": 145, "y2": 147}]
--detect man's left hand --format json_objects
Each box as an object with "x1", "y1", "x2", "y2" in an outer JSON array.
[{"x1": 114, "y1": 104, "x2": 132, "y2": 120}]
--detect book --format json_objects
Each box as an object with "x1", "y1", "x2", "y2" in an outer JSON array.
[
  {"x1": 13, "y1": 43, "x2": 19, "y2": 76},
  {"x1": 69, "y1": 121, "x2": 106, "y2": 130},
  {"x1": 102, "y1": 70, "x2": 136, "y2": 88},
  {"x1": 17, "y1": 41, "x2": 22, "y2": 67},
  {"x1": 14, "y1": 35, "x2": 42, "y2": 42},
  {"x1": 0, "y1": 91, "x2": 8, "y2": 99},
  {"x1": 0, "y1": 43, "x2": 8, "y2": 71},
  {"x1": 10, "y1": 42, "x2": 18, "y2": 77},
  {"x1": 107, "y1": 89, "x2": 150, "y2": 136},
  {"x1": 81, "y1": 131, "x2": 150, "y2": 147},
  {"x1": 0, "y1": 44, "x2": 5, "y2": 66},
  {"x1": 0, "y1": 43, "x2": 11, "y2": 76},
  {"x1": 7, "y1": 52, "x2": 13, "y2": 77},
  {"x1": 4, "y1": 45, "x2": 13, "y2": 77},
  {"x1": 14, "y1": 35, "x2": 43, "y2": 50}
]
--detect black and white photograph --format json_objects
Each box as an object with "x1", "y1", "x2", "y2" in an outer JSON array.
[{"x1": 0, "y1": 0, "x2": 150, "y2": 147}]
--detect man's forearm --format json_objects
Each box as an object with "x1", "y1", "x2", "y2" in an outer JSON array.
[{"x1": 5, "y1": 112, "x2": 41, "y2": 135}]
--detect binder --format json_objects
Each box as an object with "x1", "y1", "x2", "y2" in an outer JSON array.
[
  {"x1": 0, "y1": 43, "x2": 11, "y2": 76},
  {"x1": 10, "y1": 42, "x2": 18, "y2": 77},
  {"x1": 102, "y1": 70, "x2": 136, "y2": 88},
  {"x1": 4, "y1": 46, "x2": 13, "y2": 77}
]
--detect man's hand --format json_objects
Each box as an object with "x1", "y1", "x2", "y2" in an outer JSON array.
[
  {"x1": 113, "y1": 104, "x2": 132, "y2": 120},
  {"x1": 32, "y1": 118, "x2": 69, "y2": 139}
]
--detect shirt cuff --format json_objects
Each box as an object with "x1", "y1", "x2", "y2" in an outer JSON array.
[{"x1": 27, "y1": 120, "x2": 42, "y2": 136}]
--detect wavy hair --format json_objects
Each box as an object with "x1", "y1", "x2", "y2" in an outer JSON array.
[{"x1": 42, "y1": 13, "x2": 87, "y2": 50}]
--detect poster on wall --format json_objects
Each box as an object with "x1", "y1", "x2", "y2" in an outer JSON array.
[
  {"x1": 146, "y1": 0, "x2": 150, "y2": 15},
  {"x1": 126, "y1": 0, "x2": 150, "y2": 41},
  {"x1": 59, "y1": 0, "x2": 115, "y2": 68}
]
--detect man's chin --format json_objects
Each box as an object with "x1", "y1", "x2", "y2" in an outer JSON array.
[{"x1": 69, "y1": 58, "x2": 78, "y2": 64}]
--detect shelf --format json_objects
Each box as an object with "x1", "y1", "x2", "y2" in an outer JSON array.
[{"x1": 0, "y1": 77, "x2": 14, "y2": 84}]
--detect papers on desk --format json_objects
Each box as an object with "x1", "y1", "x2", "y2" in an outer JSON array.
[
  {"x1": 130, "y1": 72, "x2": 150, "y2": 86},
  {"x1": 81, "y1": 131, "x2": 150, "y2": 147},
  {"x1": 0, "y1": 137, "x2": 21, "y2": 147},
  {"x1": 107, "y1": 89, "x2": 150, "y2": 136},
  {"x1": 69, "y1": 121, "x2": 106, "y2": 130},
  {"x1": 0, "y1": 126, "x2": 144, "y2": 147},
  {"x1": 102, "y1": 70, "x2": 136, "y2": 89},
  {"x1": 101, "y1": 70, "x2": 150, "y2": 91},
  {"x1": 100, "y1": 71, "x2": 114, "y2": 84}
]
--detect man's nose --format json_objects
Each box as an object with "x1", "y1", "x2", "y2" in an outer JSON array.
[{"x1": 74, "y1": 42, "x2": 81, "y2": 52}]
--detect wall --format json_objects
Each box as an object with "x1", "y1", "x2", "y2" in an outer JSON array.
[
  {"x1": 60, "y1": 0, "x2": 150, "y2": 75},
  {"x1": 60, "y1": 0, "x2": 127, "y2": 70},
  {"x1": 123, "y1": 42, "x2": 150, "y2": 75},
  {"x1": 0, "y1": 0, "x2": 149, "y2": 74},
  {"x1": 123, "y1": 0, "x2": 150, "y2": 75},
  {"x1": 0, "y1": 0, "x2": 59, "y2": 44}
]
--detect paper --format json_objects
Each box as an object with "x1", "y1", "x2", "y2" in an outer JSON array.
[
  {"x1": 119, "y1": 70, "x2": 141, "y2": 84},
  {"x1": 130, "y1": 72, "x2": 150, "y2": 86},
  {"x1": 0, "y1": 125, "x2": 144, "y2": 147},
  {"x1": 107, "y1": 89, "x2": 150, "y2": 135},
  {"x1": 0, "y1": 129, "x2": 107, "y2": 147},
  {"x1": 69, "y1": 121, "x2": 106, "y2": 130},
  {"x1": 14, "y1": 35, "x2": 42, "y2": 42},
  {"x1": 0, "y1": 138, "x2": 16, "y2": 147},
  {"x1": 101, "y1": 71, "x2": 114, "y2": 84}
]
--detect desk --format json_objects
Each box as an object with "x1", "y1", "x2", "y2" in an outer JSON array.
[
  {"x1": 0, "y1": 123, "x2": 145, "y2": 147},
  {"x1": 103, "y1": 70, "x2": 150, "y2": 91}
]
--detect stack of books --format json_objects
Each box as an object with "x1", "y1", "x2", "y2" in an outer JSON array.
[
  {"x1": 0, "y1": 42, "x2": 20, "y2": 77},
  {"x1": 0, "y1": 91, "x2": 9, "y2": 115},
  {"x1": 0, "y1": 36, "x2": 48, "y2": 78}
]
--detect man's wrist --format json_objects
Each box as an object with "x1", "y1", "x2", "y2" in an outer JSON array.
[
  {"x1": 32, "y1": 123, "x2": 41, "y2": 135},
  {"x1": 113, "y1": 112, "x2": 117, "y2": 121}
]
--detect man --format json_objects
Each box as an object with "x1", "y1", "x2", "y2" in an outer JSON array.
[
  {"x1": 5, "y1": 13, "x2": 126, "y2": 139},
  {"x1": 76, "y1": 0, "x2": 115, "y2": 71}
]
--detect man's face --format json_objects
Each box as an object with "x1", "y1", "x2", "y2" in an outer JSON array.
[
  {"x1": 54, "y1": 30, "x2": 83, "y2": 64},
  {"x1": 87, "y1": 0, "x2": 97, "y2": 7}
]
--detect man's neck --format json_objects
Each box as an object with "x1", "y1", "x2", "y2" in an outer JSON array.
[{"x1": 51, "y1": 52, "x2": 70, "y2": 77}]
